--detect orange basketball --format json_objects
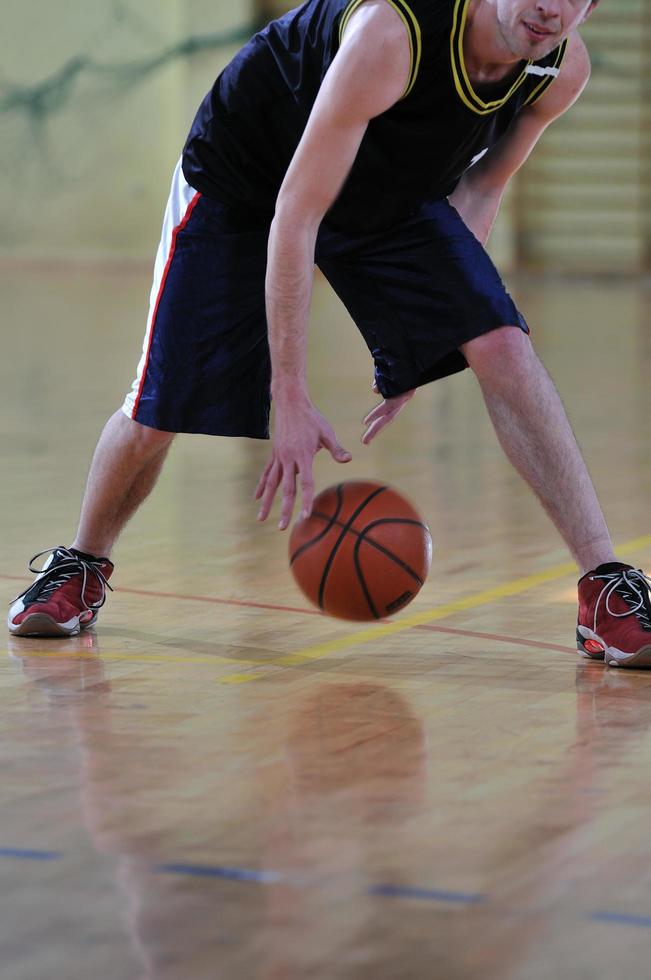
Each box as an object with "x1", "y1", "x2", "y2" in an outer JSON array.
[{"x1": 289, "y1": 480, "x2": 432, "y2": 621}]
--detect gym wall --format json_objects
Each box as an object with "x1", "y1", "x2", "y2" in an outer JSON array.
[{"x1": 1, "y1": 0, "x2": 647, "y2": 272}]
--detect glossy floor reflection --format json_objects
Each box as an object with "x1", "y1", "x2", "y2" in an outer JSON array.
[{"x1": 2, "y1": 264, "x2": 651, "y2": 979}]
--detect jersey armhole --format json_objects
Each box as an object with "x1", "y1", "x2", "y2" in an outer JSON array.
[
  {"x1": 524, "y1": 38, "x2": 569, "y2": 107},
  {"x1": 338, "y1": 0, "x2": 422, "y2": 99}
]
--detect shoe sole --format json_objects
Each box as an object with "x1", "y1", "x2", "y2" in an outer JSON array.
[
  {"x1": 8, "y1": 612, "x2": 97, "y2": 638},
  {"x1": 577, "y1": 626, "x2": 651, "y2": 669}
]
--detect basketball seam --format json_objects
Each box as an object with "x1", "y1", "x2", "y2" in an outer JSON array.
[
  {"x1": 289, "y1": 485, "x2": 344, "y2": 566},
  {"x1": 352, "y1": 540, "x2": 380, "y2": 619},
  {"x1": 357, "y1": 520, "x2": 427, "y2": 585},
  {"x1": 352, "y1": 519, "x2": 428, "y2": 619},
  {"x1": 302, "y1": 511, "x2": 429, "y2": 581},
  {"x1": 317, "y1": 486, "x2": 388, "y2": 611}
]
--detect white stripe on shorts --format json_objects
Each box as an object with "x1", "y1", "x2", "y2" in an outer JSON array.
[{"x1": 122, "y1": 158, "x2": 200, "y2": 422}]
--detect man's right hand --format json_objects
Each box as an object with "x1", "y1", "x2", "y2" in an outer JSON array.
[
  {"x1": 257, "y1": 3, "x2": 409, "y2": 532},
  {"x1": 255, "y1": 398, "x2": 351, "y2": 530}
]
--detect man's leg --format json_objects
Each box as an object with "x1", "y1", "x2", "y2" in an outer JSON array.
[
  {"x1": 73, "y1": 410, "x2": 175, "y2": 558},
  {"x1": 8, "y1": 410, "x2": 174, "y2": 636},
  {"x1": 463, "y1": 326, "x2": 651, "y2": 668},
  {"x1": 460, "y1": 326, "x2": 615, "y2": 575}
]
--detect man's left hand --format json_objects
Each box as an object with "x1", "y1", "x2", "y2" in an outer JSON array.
[{"x1": 362, "y1": 384, "x2": 416, "y2": 445}]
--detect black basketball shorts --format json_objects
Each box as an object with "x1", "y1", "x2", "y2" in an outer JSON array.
[{"x1": 122, "y1": 159, "x2": 528, "y2": 438}]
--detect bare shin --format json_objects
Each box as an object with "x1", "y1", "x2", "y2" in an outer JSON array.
[
  {"x1": 462, "y1": 327, "x2": 615, "y2": 575},
  {"x1": 73, "y1": 410, "x2": 175, "y2": 558}
]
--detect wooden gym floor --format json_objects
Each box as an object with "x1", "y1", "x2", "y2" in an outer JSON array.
[{"x1": 2, "y1": 261, "x2": 651, "y2": 979}]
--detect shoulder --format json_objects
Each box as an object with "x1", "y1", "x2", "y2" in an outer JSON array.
[
  {"x1": 556, "y1": 30, "x2": 592, "y2": 97},
  {"x1": 340, "y1": 0, "x2": 413, "y2": 48},
  {"x1": 338, "y1": 0, "x2": 414, "y2": 100},
  {"x1": 528, "y1": 31, "x2": 591, "y2": 123}
]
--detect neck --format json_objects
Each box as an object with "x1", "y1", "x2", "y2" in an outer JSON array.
[{"x1": 464, "y1": 0, "x2": 524, "y2": 84}]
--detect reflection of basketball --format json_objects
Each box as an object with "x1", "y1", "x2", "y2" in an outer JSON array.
[{"x1": 288, "y1": 481, "x2": 432, "y2": 621}]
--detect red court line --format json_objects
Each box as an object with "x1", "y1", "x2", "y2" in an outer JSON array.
[
  {"x1": 1, "y1": 575, "x2": 320, "y2": 617},
  {"x1": 117, "y1": 584, "x2": 321, "y2": 617},
  {"x1": 1, "y1": 574, "x2": 574, "y2": 654},
  {"x1": 414, "y1": 624, "x2": 575, "y2": 654}
]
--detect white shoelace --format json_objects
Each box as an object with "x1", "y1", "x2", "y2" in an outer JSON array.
[
  {"x1": 591, "y1": 568, "x2": 651, "y2": 634},
  {"x1": 16, "y1": 547, "x2": 113, "y2": 612}
]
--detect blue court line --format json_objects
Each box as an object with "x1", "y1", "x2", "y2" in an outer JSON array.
[
  {"x1": 156, "y1": 862, "x2": 284, "y2": 883},
  {"x1": 5, "y1": 849, "x2": 650, "y2": 927},
  {"x1": 370, "y1": 883, "x2": 486, "y2": 905},
  {"x1": 590, "y1": 911, "x2": 651, "y2": 929},
  {"x1": 156, "y1": 864, "x2": 485, "y2": 903},
  {"x1": 0, "y1": 847, "x2": 62, "y2": 860}
]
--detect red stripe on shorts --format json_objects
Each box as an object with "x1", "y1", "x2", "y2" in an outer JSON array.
[{"x1": 132, "y1": 192, "x2": 202, "y2": 420}]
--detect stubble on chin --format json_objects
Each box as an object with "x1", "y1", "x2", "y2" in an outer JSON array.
[{"x1": 501, "y1": 20, "x2": 556, "y2": 61}]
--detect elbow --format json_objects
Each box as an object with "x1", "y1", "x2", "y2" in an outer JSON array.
[
  {"x1": 273, "y1": 183, "x2": 329, "y2": 242},
  {"x1": 267, "y1": 196, "x2": 322, "y2": 272}
]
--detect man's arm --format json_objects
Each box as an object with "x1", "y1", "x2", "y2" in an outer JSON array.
[
  {"x1": 361, "y1": 34, "x2": 593, "y2": 448},
  {"x1": 449, "y1": 31, "x2": 592, "y2": 245},
  {"x1": 256, "y1": 0, "x2": 411, "y2": 529}
]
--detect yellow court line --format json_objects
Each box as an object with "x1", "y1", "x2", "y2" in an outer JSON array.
[
  {"x1": 219, "y1": 533, "x2": 651, "y2": 684},
  {"x1": 6, "y1": 535, "x2": 650, "y2": 682}
]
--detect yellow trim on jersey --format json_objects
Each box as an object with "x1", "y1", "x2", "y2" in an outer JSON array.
[
  {"x1": 338, "y1": 0, "x2": 422, "y2": 99},
  {"x1": 339, "y1": 0, "x2": 367, "y2": 39},
  {"x1": 524, "y1": 38, "x2": 568, "y2": 106},
  {"x1": 450, "y1": 0, "x2": 532, "y2": 116}
]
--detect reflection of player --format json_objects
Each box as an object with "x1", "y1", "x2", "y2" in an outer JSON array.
[
  {"x1": 257, "y1": 683, "x2": 428, "y2": 979},
  {"x1": 284, "y1": 683, "x2": 427, "y2": 806},
  {"x1": 276, "y1": 672, "x2": 651, "y2": 979},
  {"x1": 9, "y1": 0, "x2": 651, "y2": 669},
  {"x1": 9, "y1": 654, "x2": 431, "y2": 977},
  {"x1": 10, "y1": 638, "x2": 268, "y2": 978},
  {"x1": 465, "y1": 663, "x2": 651, "y2": 977},
  {"x1": 11, "y1": 650, "x2": 649, "y2": 977}
]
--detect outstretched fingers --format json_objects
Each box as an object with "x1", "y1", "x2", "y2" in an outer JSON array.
[
  {"x1": 362, "y1": 389, "x2": 416, "y2": 445},
  {"x1": 257, "y1": 457, "x2": 316, "y2": 529},
  {"x1": 363, "y1": 401, "x2": 388, "y2": 427},
  {"x1": 362, "y1": 402, "x2": 399, "y2": 445},
  {"x1": 296, "y1": 469, "x2": 315, "y2": 523},
  {"x1": 255, "y1": 411, "x2": 351, "y2": 529},
  {"x1": 256, "y1": 458, "x2": 282, "y2": 522},
  {"x1": 254, "y1": 456, "x2": 275, "y2": 501},
  {"x1": 279, "y1": 462, "x2": 299, "y2": 530}
]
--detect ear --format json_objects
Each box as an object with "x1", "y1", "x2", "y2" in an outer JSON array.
[{"x1": 581, "y1": 1, "x2": 598, "y2": 23}]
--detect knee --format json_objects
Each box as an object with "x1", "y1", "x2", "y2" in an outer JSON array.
[
  {"x1": 461, "y1": 325, "x2": 534, "y2": 382},
  {"x1": 112, "y1": 409, "x2": 176, "y2": 453}
]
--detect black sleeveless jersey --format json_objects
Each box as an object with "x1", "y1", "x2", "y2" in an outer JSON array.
[{"x1": 182, "y1": 0, "x2": 567, "y2": 233}]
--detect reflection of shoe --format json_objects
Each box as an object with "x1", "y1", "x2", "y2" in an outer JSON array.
[
  {"x1": 577, "y1": 563, "x2": 651, "y2": 668},
  {"x1": 8, "y1": 547, "x2": 114, "y2": 637},
  {"x1": 8, "y1": 633, "x2": 108, "y2": 702}
]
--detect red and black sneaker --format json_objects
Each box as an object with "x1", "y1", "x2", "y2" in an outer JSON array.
[
  {"x1": 8, "y1": 547, "x2": 114, "y2": 637},
  {"x1": 577, "y1": 562, "x2": 651, "y2": 668}
]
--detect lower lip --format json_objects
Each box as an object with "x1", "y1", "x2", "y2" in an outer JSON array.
[{"x1": 523, "y1": 22, "x2": 553, "y2": 41}]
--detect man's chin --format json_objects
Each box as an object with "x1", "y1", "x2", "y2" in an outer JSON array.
[
  {"x1": 510, "y1": 38, "x2": 557, "y2": 61},
  {"x1": 520, "y1": 23, "x2": 560, "y2": 56}
]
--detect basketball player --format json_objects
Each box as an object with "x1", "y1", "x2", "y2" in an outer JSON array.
[{"x1": 9, "y1": 0, "x2": 651, "y2": 668}]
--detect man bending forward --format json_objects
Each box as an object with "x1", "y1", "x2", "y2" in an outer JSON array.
[{"x1": 9, "y1": 0, "x2": 651, "y2": 668}]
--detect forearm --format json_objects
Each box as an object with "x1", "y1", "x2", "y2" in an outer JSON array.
[
  {"x1": 266, "y1": 210, "x2": 319, "y2": 402},
  {"x1": 448, "y1": 173, "x2": 506, "y2": 246},
  {"x1": 259, "y1": 206, "x2": 352, "y2": 529}
]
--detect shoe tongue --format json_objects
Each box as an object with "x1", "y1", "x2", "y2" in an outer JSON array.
[
  {"x1": 43, "y1": 548, "x2": 66, "y2": 570},
  {"x1": 593, "y1": 562, "x2": 633, "y2": 576}
]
